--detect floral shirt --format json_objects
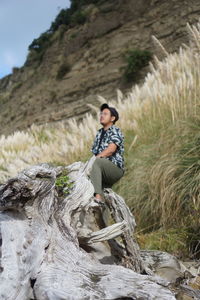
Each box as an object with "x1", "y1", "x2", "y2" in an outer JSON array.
[{"x1": 91, "y1": 125, "x2": 125, "y2": 171}]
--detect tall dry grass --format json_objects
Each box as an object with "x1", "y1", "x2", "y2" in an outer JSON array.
[
  {"x1": 114, "y1": 22, "x2": 200, "y2": 233},
  {"x1": 0, "y1": 21, "x2": 200, "y2": 242},
  {"x1": 0, "y1": 114, "x2": 98, "y2": 182}
]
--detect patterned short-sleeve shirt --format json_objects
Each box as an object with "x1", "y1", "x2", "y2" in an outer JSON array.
[{"x1": 91, "y1": 125, "x2": 125, "y2": 171}]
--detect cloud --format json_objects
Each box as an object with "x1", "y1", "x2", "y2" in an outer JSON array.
[{"x1": 0, "y1": 0, "x2": 70, "y2": 79}]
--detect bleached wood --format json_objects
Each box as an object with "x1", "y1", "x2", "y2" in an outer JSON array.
[
  {"x1": 84, "y1": 221, "x2": 127, "y2": 244},
  {"x1": 0, "y1": 159, "x2": 177, "y2": 299}
]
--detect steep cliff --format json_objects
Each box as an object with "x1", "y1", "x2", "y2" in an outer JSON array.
[{"x1": 0, "y1": 0, "x2": 200, "y2": 136}]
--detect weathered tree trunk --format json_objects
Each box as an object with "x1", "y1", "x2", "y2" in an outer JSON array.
[{"x1": 0, "y1": 157, "x2": 177, "y2": 299}]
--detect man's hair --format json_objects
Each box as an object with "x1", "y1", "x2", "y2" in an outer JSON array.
[{"x1": 100, "y1": 103, "x2": 119, "y2": 124}]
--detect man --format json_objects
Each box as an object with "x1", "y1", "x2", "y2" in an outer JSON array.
[{"x1": 90, "y1": 103, "x2": 125, "y2": 206}]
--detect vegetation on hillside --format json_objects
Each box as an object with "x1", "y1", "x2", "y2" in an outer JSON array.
[
  {"x1": 27, "y1": 0, "x2": 107, "y2": 63},
  {"x1": 50, "y1": 0, "x2": 106, "y2": 31},
  {"x1": 1, "y1": 21, "x2": 200, "y2": 258},
  {"x1": 122, "y1": 49, "x2": 152, "y2": 82},
  {"x1": 56, "y1": 62, "x2": 71, "y2": 80}
]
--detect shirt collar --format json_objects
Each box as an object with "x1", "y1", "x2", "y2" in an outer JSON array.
[{"x1": 99, "y1": 124, "x2": 115, "y2": 132}]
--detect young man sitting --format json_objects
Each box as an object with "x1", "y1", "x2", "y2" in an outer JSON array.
[{"x1": 90, "y1": 103, "x2": 125, "y2": 206}]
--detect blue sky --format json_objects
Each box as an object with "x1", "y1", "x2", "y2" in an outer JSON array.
[{"x1": 0, "y1": 0, "x2": 70, "y2": 79}]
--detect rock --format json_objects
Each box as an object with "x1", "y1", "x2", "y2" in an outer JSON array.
[{"x1": 141, "y1": 250, "x2": 183, "y2": 282}]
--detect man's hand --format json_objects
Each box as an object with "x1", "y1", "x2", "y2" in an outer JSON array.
[{"x1": 96, "y1": 143, "x2": 117, "y2": 158}]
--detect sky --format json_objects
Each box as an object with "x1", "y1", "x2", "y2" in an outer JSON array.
[{"x1": 0, "y1": 0, "x2": 71, "y2": 79}]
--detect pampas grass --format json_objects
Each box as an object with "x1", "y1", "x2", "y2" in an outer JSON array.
[{"x1": 0, "y1": 114, "x2": 99, "y2": 182}]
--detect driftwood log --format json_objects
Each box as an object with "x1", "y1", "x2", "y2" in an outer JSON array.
[{"x1": 0, "y1": 156, "x2": 182, "y2": 299}]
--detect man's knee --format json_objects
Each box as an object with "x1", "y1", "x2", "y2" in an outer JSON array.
[
  {"x1": 90, "y1": 158, "x2": 102, "y2": 176},
  {"x1": 95, "y1": 157, "x2": 103, "y2": 164},
  {"x1": 92, "y1": 157, "x2": 103, "y2": 169}
]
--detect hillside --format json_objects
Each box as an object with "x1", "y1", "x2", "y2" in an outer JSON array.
[{"x1": 0, "y1": 0, "x2": 200, "y2": 136}]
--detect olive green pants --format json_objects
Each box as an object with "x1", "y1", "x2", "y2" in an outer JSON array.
[{"x1": 90, "y1": 157, "x2": 124, "y2": 197}]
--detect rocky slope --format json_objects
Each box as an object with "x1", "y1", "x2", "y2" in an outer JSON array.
[{"x1": 0, "y1": 0, "x2": 200, "y2": 136}]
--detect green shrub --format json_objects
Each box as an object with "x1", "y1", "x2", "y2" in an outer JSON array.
[
  {"x1": 71, "y1": 10, "x2": 87, "y2": 25},
  {"x1": 70, "y1": 0, "x2": 106, "y2": 12},
  {"x1": 28, "y1": 31, "x2": 53, "y2": 53},
  {"x1": 50, "y1": 9, "x2": 71, "y2": 32},
  {"x1": 56, "y1": 63, "x2": 71, "y2": 80},
  {"x1": 27, "y1": 31, "x2": 53, "y2": 65},
  {"x1": 12, "y1": 67, "x2": 20, "y2": 73},
  {"x1": 123, "y1": 49, "x2": 152, "y2": 82},
  {"x1": 55, "y1": 171, "x2": 74, "y2": 197},
  {"x1": 50, "y1": 0, "x2": 99, "y2": 31}
]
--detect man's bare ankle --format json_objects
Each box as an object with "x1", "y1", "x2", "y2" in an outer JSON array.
[{"x1": 94, "y1": 194, "x2": 103, "y2": 201}]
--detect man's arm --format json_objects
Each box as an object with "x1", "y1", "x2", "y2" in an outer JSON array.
[
  {"x1": 96, "y1": 143, "x2": 117, "y2": 158},
  {"x1": 91, "y1": 131, "x2": 100, "y2": 155}
]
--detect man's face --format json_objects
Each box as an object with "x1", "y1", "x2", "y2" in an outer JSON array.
[{"x1": 100, "y1": 108, "x2": 115, "y2": 125}]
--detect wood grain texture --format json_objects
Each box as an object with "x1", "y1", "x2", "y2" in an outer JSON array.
[{"x1": 0, "y1": 157, "x2": 176, "y2": 299}]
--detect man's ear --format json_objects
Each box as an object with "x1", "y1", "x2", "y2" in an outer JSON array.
[{"x1": 111, "y1": 116, "x2": 115, "y2": 123}]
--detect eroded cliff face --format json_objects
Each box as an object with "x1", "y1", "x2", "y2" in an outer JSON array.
[{"x1": 0, "y1": 0, "x2": 200, "y2": 136}]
